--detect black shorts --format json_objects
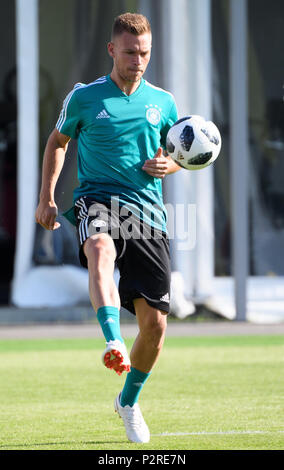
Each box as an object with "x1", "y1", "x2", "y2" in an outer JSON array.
[{"x1": 74, "y1": 197, "x2": 171, "y2": 315}]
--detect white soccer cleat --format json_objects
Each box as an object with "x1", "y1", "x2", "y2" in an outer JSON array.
[
  {"x1": 102, "y1": 339, "x2": 131, "y2": 376},
  {"x1": 114, "y1": 392, "x2": 150, "y2": 443}
]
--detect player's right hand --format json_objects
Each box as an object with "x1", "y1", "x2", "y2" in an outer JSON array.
[{"x1": 35, "y1": 201, "x2": 61, "y2": 230}]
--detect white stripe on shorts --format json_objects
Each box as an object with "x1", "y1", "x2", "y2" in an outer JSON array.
[
  {"x1": 75, "y1": 198, "x2": 89, "y2": 244},
  {"x1": 75, "y1": 197, "x2": 88, "y2": 219}
]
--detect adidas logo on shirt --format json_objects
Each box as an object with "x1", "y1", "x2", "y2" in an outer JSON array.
[{"x1": 96, "y1": 109, "x2": 110, "y2": 119}]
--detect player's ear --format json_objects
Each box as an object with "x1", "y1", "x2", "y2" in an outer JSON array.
[{"x1": 107, "y1": 42, "x2": 115, "y2": 58}]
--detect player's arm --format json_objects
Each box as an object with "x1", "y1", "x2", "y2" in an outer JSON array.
[
  {"x1": 142, "y1": 147, "x2": 181, "y2": 178},
  {"x1": 35, "y1": 128, "x2": 70, "y2": 230},
  {"x1": 143, "y1": 98, "x2": 181, "y2": 178},
  {"x1": 163, "y1": 150, "x2": 182, "y2": 175}
]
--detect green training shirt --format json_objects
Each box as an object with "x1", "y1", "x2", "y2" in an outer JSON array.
[{"x1": 56, "y1": 74, "x2": 178, "y2": 232}]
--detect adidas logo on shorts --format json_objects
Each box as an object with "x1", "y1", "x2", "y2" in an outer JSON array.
[
  {"x1": 160, "y1": 293, "x2": 170, "y2": 303},
  {"x1": 96, "y1": 109, "x2": 110, "y2": 119}
]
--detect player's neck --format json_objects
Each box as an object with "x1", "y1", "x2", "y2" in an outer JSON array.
[{"x1": 110, "y1": 70, "x2": 141, "y2": 96}]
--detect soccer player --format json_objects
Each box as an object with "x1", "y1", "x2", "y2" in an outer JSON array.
[{"x1": 35, "y1": 12, "x2": 181, "y2": 443}]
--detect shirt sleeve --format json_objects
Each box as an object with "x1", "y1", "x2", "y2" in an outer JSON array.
[
  {"x1": 55, "y1": 84, "x2": 81, "y2": 139},
  {"x1": 160, "y1": 97, "x2": 179, "y2": 150}
]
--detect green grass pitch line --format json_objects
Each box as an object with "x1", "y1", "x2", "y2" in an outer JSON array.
[{"x1": 0, "y1": 335, "x2": 283, "y2": 450}]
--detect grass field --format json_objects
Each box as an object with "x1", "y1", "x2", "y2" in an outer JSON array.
[{"x1": 0, "y1": 334, "x2": 283, "y2": 450}]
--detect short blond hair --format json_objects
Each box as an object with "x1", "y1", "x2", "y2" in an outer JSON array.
[{"x1": 112, "y1": 12, "x2": 151, "y2": 38}]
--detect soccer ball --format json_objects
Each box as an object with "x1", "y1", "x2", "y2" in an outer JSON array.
[{"x1": 166, "y1": 115, "x2": 221, "y2": 170}]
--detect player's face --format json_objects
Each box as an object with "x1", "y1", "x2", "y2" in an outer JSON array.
[{"x1": 108, "y1": 31, "x2": 152, "y2": 83}]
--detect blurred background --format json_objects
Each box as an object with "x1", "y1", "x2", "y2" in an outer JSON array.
[{"x1": 0, "y1": 0, "x2": 283, "y2": 324}]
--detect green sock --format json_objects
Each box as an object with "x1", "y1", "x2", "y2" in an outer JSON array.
[
  {"x1": 97, "y1": 306, "x2": 123, "y2": 343},
  {"x1": 120, "y1": 367, "x2": 151, "y2": 407}
]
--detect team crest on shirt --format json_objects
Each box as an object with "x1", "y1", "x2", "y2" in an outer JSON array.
[{"x1": 145, "y1": 104, "x2": 162, "y2": 125}]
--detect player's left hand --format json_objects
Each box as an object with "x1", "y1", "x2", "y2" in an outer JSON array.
[{"x1": 142, "y1": 147, "x2": 171, "y2": 178}]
